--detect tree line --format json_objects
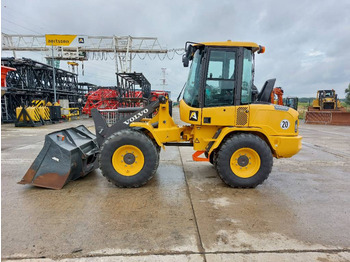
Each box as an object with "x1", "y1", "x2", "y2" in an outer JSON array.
[{"x1": 346, "y1": 83, "x2": 350, "y2": 105}]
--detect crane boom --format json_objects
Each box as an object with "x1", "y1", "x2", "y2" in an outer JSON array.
[{"x1": 1, "y1": 33, "x2": 183, "y2": 73}]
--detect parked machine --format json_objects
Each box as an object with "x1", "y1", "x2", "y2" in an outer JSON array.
[
  {"x1": 270, "y1": 88, "x2": 298, "y2": 110},
  {"x1": 305, "y1": 89, "x2": 350, "y2": 125},
  {"x1": 285, "y1": 97, "x2": 298, "y2": 111},
  {"x1": 309, "y1": 89, "x2": 341, "y2": 111},
  {"x1": 19, "y1": 41, "x2": 302, "y2": 189},
  {"x1": 270, "y1": 87, "x2": 284, "y2": 106}
]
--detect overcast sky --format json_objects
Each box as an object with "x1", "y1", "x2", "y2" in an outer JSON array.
[{"x1": 1, "y1": 0, "x2": 350, "y2": 99}]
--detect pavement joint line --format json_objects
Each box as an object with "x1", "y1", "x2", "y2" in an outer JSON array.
[
  {"x1": 178, "y1": 146, "x2": 207, "y2": 262},
  {"x1": 1, "y1": 141, "x2": 44, "y2": 152},
  {"x1": 302, "y1": 141, "x2": 349, "y2": 159},
  {"x1": 300, "y1": 126, "x2": 350, "y2": 137},
  {"x1": 3, "y1": 248, "x2": 350, "y2": 261}
]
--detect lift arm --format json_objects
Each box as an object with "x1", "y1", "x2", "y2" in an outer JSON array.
[{"x1": 91, "y1": 97, "x2": 164, "y2": 146}]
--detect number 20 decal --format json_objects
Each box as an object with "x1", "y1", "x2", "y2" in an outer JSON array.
[{"x1": 280, "y1": 120, "x2": 290, "y2": 130}]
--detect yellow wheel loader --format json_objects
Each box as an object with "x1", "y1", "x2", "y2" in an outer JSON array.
[{"x1": 20, "y1": 41, "x2": 302, "y2": 189}]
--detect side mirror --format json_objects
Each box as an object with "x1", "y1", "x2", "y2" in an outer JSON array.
[{"x1": 182, "y1": 55, "x2": 189, "y2": 67}]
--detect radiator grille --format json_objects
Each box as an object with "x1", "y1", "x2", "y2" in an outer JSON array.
[{"x1": 236, "y1": 107, "x2": 248, "y2": 126}]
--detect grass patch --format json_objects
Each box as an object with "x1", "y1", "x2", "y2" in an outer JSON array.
[{"x1": 297, "y1": 102, "x2": 310, "y2": 120}]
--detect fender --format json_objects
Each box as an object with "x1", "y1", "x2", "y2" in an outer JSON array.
[
  {"x1": 130, "y1": 122, "x2": 163, "y2": 147},
  {"x1": 208, "y1": 127, "x2": 274, "y2": 154},
  {"x1": 208, "y1": 126, "x2": 301, "y2": 158}
]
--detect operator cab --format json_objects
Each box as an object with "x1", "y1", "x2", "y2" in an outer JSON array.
[
  {"x1": 180, "y1": 41, "x2": 267, "y2": 124},
  {"x1": 318, "y1": 90, "x2": 334, "y2": 98}
]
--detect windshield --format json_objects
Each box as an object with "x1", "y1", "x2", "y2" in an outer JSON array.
[
  {"x1": 324, "y1": 90, "x2": 333, "y2": 97},
  {"x1": 183, "y1": 49, "x2": 201, "y2": 107},
  {"x1": 289, "y1": 99, "x2": 295, "y2": 107},
  {"x1": 319, "y1": 90, "x2": 334, "y2": 98}
]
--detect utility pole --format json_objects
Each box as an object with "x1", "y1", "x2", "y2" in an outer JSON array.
[
  {"x1": 160, "y1": 68, "x2": 167, "y2": 91},
  {"x1": 51, "y1": 43, "x2": 57, "y2": 104}
]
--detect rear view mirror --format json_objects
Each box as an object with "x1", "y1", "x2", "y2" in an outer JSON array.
[{"x1": 182, "y1": 55, "x2": 189, "y2": 67}]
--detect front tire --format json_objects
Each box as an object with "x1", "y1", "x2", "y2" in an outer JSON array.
[
  {"x1": 216, "y1": 133, "x2": 273, "y2": 188},
  {"x1": 99, "y1": 129, "x2": 159, "y2": 188}
]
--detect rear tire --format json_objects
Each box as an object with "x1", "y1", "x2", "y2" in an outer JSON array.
[
  {"x1": 216, "y1": 133, "x2": 273, "y2": 188},
  {"x1": 99, "y1": 129, "x2": 159, "y2": 188},
  {"x1": 205, "y1": 151, "x2": 217, "y2": 167}
]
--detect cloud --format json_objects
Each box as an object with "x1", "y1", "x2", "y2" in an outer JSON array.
[{"x1": 1, "y1": 0, "x2": 350, "y2": 98}]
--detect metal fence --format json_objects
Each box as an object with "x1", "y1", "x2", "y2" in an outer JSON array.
[{"x1": 98, "y1": 109, "x2": 133, "y2": 127}]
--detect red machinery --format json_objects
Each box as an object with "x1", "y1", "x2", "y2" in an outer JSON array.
[
  {"x1": 149, "y1": 91, "x2": 169, "y2": 102},
  {"x1": 270, "y1": 87, "x2": 284, "y2": 105},
  {"x1": 1, "y1": 66, "x2": 16, "y2": 96},
  {"x1": 82, "y1": 89, "x2": 119, "y2": 115},
  {"x1": 82, "y1": 89, "x2": 169, "y2": 116}
]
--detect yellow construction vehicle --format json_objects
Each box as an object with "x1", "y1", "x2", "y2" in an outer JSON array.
[
  {"x1": 310, "y1": 89, "x2": 342, "y2": 110},
  {"x1": 305, "y1": 89, "x2": 350, "y2": 125},
  {"x1": 20, "y1": 41, "x2": 302, "y2": 189}
]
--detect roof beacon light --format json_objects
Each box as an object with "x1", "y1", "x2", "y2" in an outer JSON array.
[{"x1": 258, "y1": 45, "x2": 265, "y2": 54}]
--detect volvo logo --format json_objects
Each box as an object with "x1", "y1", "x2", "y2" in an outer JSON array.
[{"x1": 123, "y1": 109, "x2": 149, "y2": 125}]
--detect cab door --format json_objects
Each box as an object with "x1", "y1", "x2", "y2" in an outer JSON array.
[{"x1": 201, "y1": 48, "x2": 237, "y2": 126}]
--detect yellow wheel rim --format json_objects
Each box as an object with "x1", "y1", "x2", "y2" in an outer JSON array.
[
  {"x1": 112, "y1": 145, "x2": 144, "y2": 176},
  {"x1": 230, "y1": 148, "x2": 260, "y2": 178}
]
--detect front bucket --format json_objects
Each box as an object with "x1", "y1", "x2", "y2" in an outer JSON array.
[{"x1": 18, "y1": 125, "x2": 100, "y2": 189}]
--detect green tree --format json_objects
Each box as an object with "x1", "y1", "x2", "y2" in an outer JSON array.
[{"x1": 346, "y1": 83, "x2": 350, "y2": 105}]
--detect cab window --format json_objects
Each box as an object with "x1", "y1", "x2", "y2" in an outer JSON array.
[
  {"x1": 204, "y1": 50, "x2": 236, "y2": 107},
  {"x1": 241, "y1": 48, "x2": 253, "y2": 104}
]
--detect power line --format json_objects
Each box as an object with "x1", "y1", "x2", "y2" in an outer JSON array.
[
  {"x1": 2, "y1": 5, "x2": 52, "y2": 33},
  {"x1": 1, "y1": 26, "x2": 19, "y2": 34},
  {"x1": 84, "y1": 62, "x2": 118, "y2": 74},
  {"x1": 2, "y1": 18, "x2": 41, "y2": 34},
  {"x1": 160, "y1": 68, "x2": 168, "y2": 91}
]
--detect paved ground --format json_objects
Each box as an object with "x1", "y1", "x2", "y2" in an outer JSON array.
[{"x1": 1, "y1": 110, "x2": 350, "y2": 261}]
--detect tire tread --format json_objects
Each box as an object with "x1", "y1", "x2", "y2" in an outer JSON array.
[
  {"x1": 99, "y1": 129, "x2": 159, "y2": 188},
  {"x1": 216, "y1": 133, "x2": 273, "y2": 188}
]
